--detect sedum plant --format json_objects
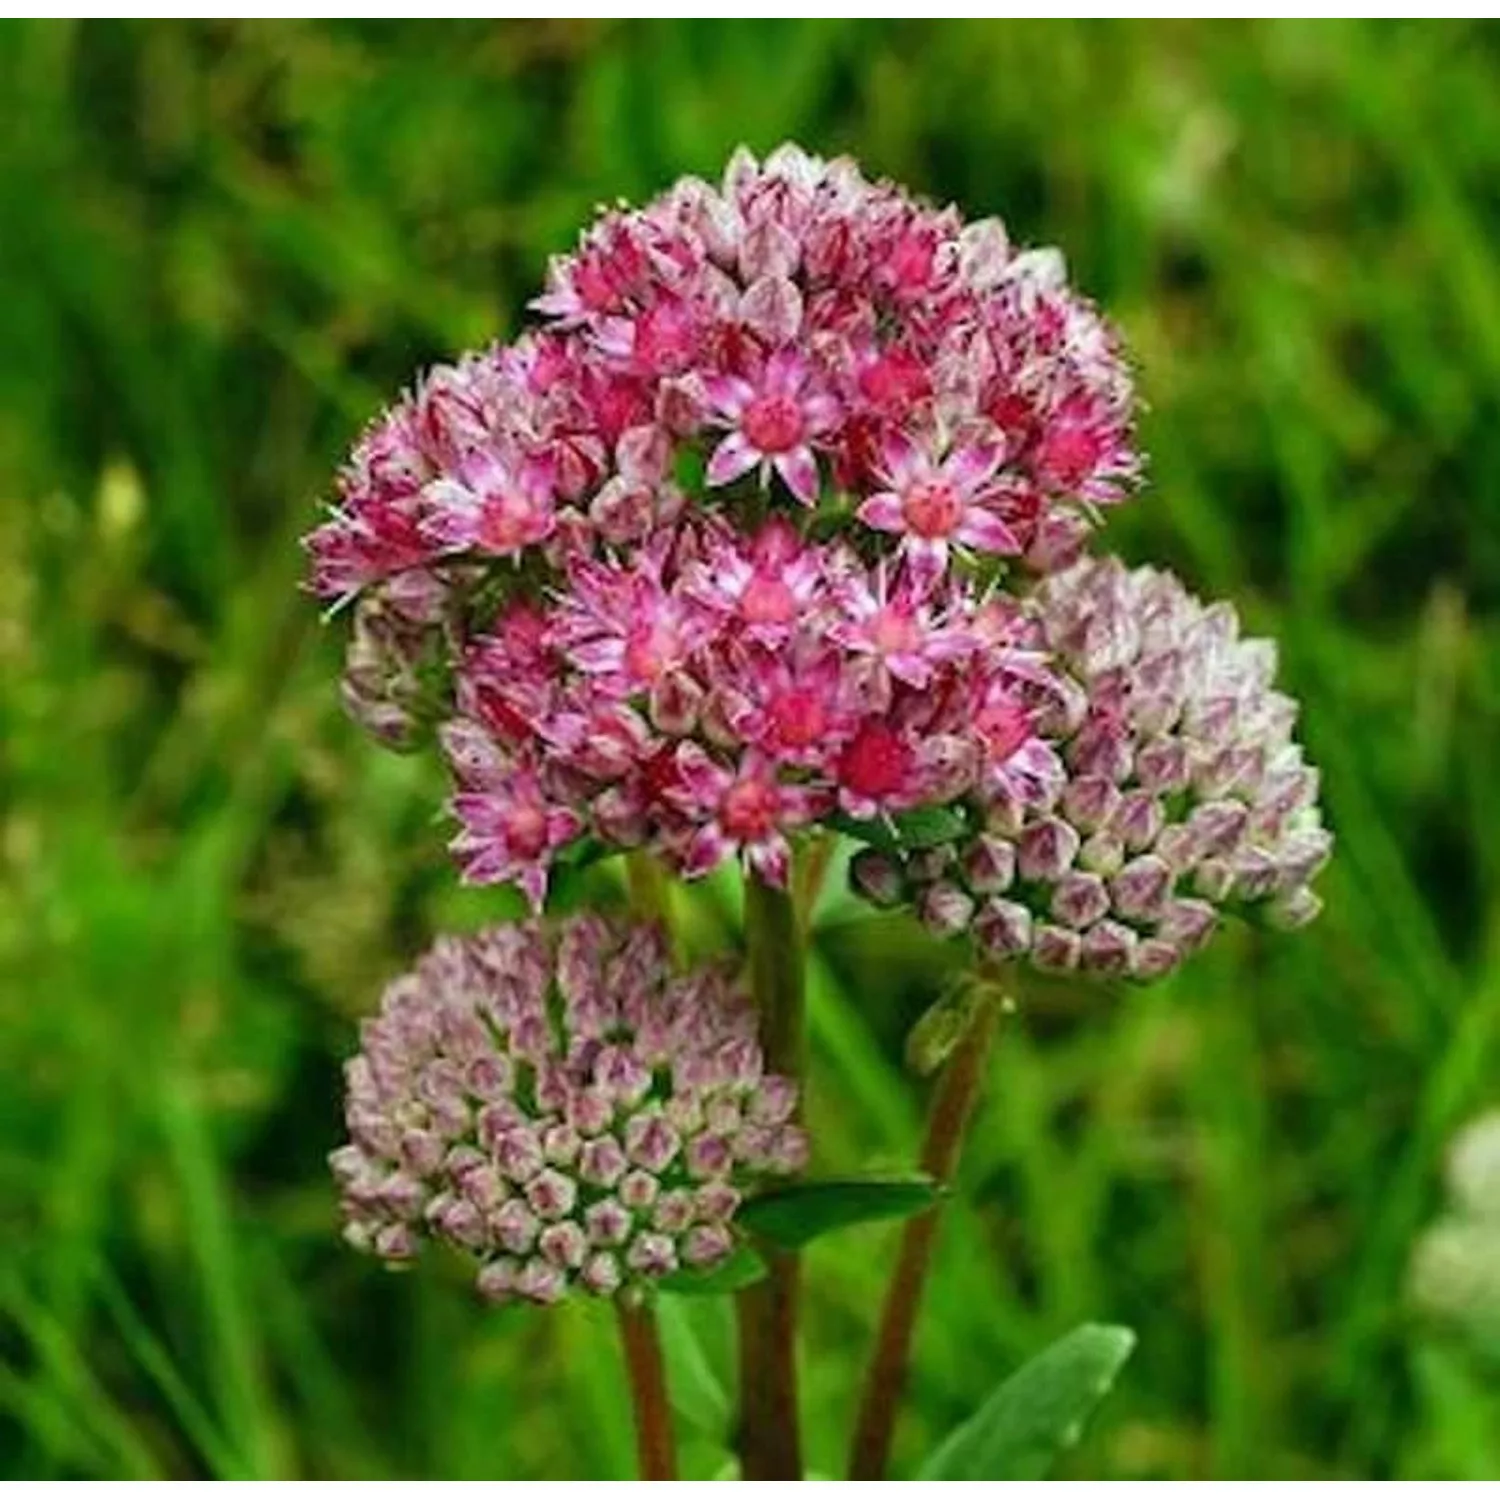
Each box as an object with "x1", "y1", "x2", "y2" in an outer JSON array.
[{"x1": 305, "y1": 144, "x2": 1330, "y2": 1480}]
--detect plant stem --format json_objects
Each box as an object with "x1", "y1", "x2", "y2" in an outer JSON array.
[
  {"x1": 618, "y1": 849, "x2": 680, "y2": 1480},
  {"x1": 616, "y1": 1299, "x2": 678, "y2": 1480},
  {"x1": 792, "y1": 831, "x2": 836, "y2": 929},
  {"x1": 625, "y1": 849, "x2": 676, "y2": 952},
  {"x1": 846, "y1": 983, "x2": 1005, "y2": 1480},
  {"x1": 736, "y1": 872, "x2": 805, "y2": 1480}
]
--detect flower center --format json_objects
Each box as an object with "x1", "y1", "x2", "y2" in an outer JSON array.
[
  {"x1": 721, "y1": 776, "x2": 780, "y2": 841},
  {"x1": 741, "y1": 394, "x2": 804, "y2": 454},
  {"x1": 976, "y1": 691, "x2": 1034, "y2": 763},
  {"x1": 740, "y1": 572, "x2": 797, "y2": 625},
  {"x1": 623, "y1": 619, "x2": 683, "y2": 683},
  {"x1": 868, "y1": 607, "x2": 921, "y2": 656},
  {"x1": 901, "y1": 479, "x2": 963, "y2": 539},
  {"x1": 838, "y1": 722, "x2": 914, "y2": 799},
  {"x1": 1039, "y1": 425, "x2": 1102, "y2": 487},
  {"x1": 478, "y1": 490, "x2": 548, "y2": 553},
  {"x1": 504, "y1": 802, "x2": 550, "y2": 859},
  {"x1": 767, "y1": 687, "x2": 827, "y2": 750}
]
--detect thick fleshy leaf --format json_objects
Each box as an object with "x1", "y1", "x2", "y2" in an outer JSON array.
[
  {"x1": 736, "y1": 1175, "x2": 943, "y2": 1249},
  {"x1": 657, "y1": 1242, "x2": 768, "y2": 1295},
  {"x1": 918, "y1": 1323, "x2": 1136, "y2": 1480}
]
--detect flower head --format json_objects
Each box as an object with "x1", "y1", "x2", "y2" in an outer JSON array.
[
  {"x1": 853, "y1": 559, "x2": 1332, "y2": 980},
  {"x1": 828, "y1": 564, "x2": 974, "y2": 696},
  {"x1": 333, "y1": 916, "x2": 807, "y2": 1304},
  {"x1": 303, "y1": 146, "x2": 1145, "y2": 908},
  {"x1": 420, "y1": 513, "x2": 1064, "y2": 907},
  {"x1": 857, "y1": 432, "x2": 1018, "y2": 580},
  {"x1": 704, "y1": 349, "x2": 839, "y2": 506},
  {"x1": 306, "y1": 145, "x2": 1142, "y2": 616},
  {"x1": 449, "y1": 765, "x2": 583, "y2": 910}
]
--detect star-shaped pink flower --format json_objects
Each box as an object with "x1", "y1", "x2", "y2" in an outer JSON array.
[
  {"x1": 857, "y1": 431, "x2": 1019, "y2": 579},
  {"x1": 449, "y1": 764, "x2": 582, "y2": 910},
  {"x1": 669, "y1": 745, "x2": 828, "y2": 886},
  {"x1": 704, "y1": 350, "x2": 839, "y2": 507}
]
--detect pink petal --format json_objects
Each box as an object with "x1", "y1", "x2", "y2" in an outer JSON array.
[
  {"x1": 617, "y1": 424, "x2": 670, "y2": 485},
  {"x1": 764, "y1": 347, "x2": 805, "y2": 396},
  {"x1": 420, "y1": 503, "x2": 480, "y2": 550},
  {"x1": 887, "y1": 652, "x2": 934, "y2": 689},
  {"x1": 800, "y1": 393, "x2": 842, "y2": 434},
  {"x1": 707, "y1": 432, "x2": 761, "y2": 488},
  {"x1": 518, "y1": 864, "x2": 549, "y2": 912},
  {"x1": 956, "y1": 508, "x2": 1021, "y2": 555},
  {"x1": 905, "y1": 537, "x2": 950, "y2": 589},
  {"x1": 946, "y1": 440, "x2": 1005, "y2": 493},
  {"x1": 702, "y1": 374, "x2": 753, "y2": 417},
  {"x1": 593, "y1": 317, "x2": 635, "y2": 360},
  {"x1": 856, "y1": 492, "x2": 906, "y2": 534},
  {"x1": 838, "y1": 788, "x2": 880, "y2": 821},
  {"x1": 878, "y1": 428, "x2": 922, "y2": 486},
  {"x1": 774, "y1": 446, "x2": 821, "y2": 507},
  {"x1": 746, "y1": 835, "x2": 791, "y2": 888},
  {"x1": 567, "y1": 638, "x2": 626, "y2": 675},
  {"x1": 674, "y1": 742, "x2": 730, "y2": 804},
  {"x1": 547, "y1": 809, "x2": 584, "y2": 845},
  {"x1": 450, "y1": 791, "x2": 501, "y2": 826},
  {"x1": 682, "y1": 825, "x2": 731, "y2": 879},
  {"x1": 454, "y1": 842, "x2": 509, "y2": 885}
]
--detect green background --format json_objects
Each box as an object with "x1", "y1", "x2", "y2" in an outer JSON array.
[{"x1": 3, "y1": 18, "x2": 1499, "y2": 1479}]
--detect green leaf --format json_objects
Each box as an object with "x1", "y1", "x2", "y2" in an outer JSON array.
[
  {"x1": 737, "y1": 1175, "x2": 943, "y2": 1249},
  {"x1": 918, "y1": 1323, "x2": 1136, "y2": 1481},
  {"x1": 554, "y1": 835, "x2": 611, "y2": 872},
  {"x1": 657, "y1": 1241, "x2": 768, "y2": 1295},
  {"x1": 892, "y1": 806, "x2": 971, "y2": 849},
  {"x1": 654, "y1": 1298, "x2": 731, "y2": 1437},
  {"x1": 828, "y1": 805, "x2": 969, "y2": 854}
]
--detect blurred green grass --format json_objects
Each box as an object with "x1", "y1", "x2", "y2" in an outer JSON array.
[{"x1": 2, "y1": 17, "x2": 1499, "y2": 1479}]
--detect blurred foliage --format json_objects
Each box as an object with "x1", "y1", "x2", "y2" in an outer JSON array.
[{"x1": 2, "y1": 17, "x2": 1500, "y2": 1479}]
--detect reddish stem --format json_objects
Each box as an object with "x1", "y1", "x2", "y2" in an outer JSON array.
[
  {"x1": 846, "y1": 988, "x2": 1003, "y2": 1479},
  {"x1": 617, "y1": 1298, "x2": 678, "y2": 1481}
]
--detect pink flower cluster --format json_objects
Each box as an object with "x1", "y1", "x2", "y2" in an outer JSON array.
[
  {"x1": 304, "y1": 146, "x2": 1143, "y2": 905},
  {"x1": 442, "y1": 516, "x2": 1063, "y2": 904},
  {"x1": 333, "y1": 915, "x2": 806, "y2": 1305},
  {"x1": 307, "y1": 144, "x2": 1138, "y2": 610}
]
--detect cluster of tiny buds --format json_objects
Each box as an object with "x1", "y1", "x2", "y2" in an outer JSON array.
[
  {"x1": 331, "y1": 916, "x2": 806, "y2": 1305},
  {"x1": 850, "y1": 558, "x2": 1332, "y2": 980}
]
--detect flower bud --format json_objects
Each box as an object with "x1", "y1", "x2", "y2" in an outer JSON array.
[{"x1": 849, "y1": 848, "x2": 906, "y2": 907}]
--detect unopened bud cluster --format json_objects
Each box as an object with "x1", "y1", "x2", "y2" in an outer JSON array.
[
  {"x1": 852, "y1": 558, "x2": 1331, "y2": 979},
  {"x1": 332, "y1": 915, "x2": 806, "y2": 1304}
]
